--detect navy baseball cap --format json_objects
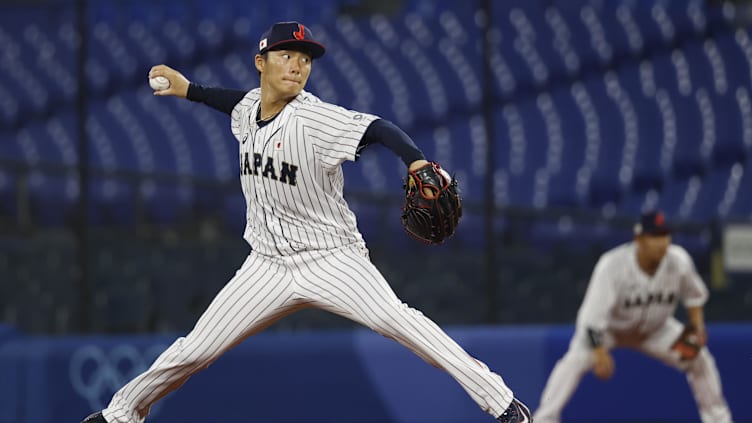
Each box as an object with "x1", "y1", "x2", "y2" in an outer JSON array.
[
  {"x1": 258, "y1": 21, "x2": 326, "y2": 59},
  {"x1": 634, "y1": 210, "x2": 672, "y2": 236}
]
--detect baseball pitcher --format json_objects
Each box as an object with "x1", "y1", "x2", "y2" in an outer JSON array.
[{"x1": 81, "y1": 21, "x2": 531, "y2": 423}]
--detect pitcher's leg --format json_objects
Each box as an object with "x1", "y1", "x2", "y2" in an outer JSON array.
[
  {"x1": 293, "y1": 246, "x2": 514, "y2": 418},
  {"x1": 103, "y1": 254, "x2": 296, "y2": 423}
]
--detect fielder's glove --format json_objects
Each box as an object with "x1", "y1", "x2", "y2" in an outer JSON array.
[
  {"x1": 671, "y1": 324, "x2": 703, "y2": 361},
  {"x1": 401, "y1": 162, "x2": 462, "y2": 244}
]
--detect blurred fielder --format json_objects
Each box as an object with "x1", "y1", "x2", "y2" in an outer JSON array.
[{"x1": 534, "y1": 210, "x2": 732, "y2": 423}]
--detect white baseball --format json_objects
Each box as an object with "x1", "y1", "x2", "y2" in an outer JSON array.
[{"x1": 149, "y1": 76, "x2": 170, "y2": 91}]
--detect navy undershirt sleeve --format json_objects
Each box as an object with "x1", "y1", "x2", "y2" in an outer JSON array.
[
  {"x1": 186, "y1": 83, "x2": 247, "y2": 115},
  {"x1": 358, "y1": 119, "x2": 425, "y2": 166}
]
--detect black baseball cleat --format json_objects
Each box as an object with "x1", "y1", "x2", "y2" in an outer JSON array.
[
  {"x1": 496, "y1": 398, "x2": 532, "y2": 423},
  {"x1": 81, "y1": 411, "x2": 107, "y2": 423}
]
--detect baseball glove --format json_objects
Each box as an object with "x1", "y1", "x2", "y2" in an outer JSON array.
[
  {"x1": 671, "y1": 324, "x2": 703, "y2": 361},
  {"x1": 401, "y1": 162, "x2": 462, "y2": 244}
]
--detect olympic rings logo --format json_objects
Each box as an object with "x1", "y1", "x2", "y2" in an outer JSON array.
[{"x1": 69, "y1": 343, "x2": 167, "y2": 412}]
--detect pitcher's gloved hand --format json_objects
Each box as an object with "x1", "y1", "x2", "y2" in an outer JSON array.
[{"x1": 401, "y1": 162, "x2": 462, "y2": 244}]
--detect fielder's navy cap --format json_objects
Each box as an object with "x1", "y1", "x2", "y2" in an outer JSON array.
[
  {"x1": 634, "y1": 210, "x2": 672, "y2": 236},
  {"x1": 258, "y1": 21, "x2": 326, "y2": 59}
]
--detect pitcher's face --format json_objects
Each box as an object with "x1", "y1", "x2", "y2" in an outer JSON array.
[{"x1": 256, "y1": 50, "x2": 312, "y2": 99}]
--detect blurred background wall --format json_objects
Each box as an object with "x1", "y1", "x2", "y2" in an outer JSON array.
[{"x1": 0, "y1": 0, "x2": 750, "y2": 421}]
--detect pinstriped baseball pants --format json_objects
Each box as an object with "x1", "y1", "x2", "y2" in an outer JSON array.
[{"x1": 103, "y1": 244, "x2": 515, "y2": 422}]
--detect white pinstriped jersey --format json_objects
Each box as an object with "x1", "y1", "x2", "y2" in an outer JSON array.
[
  {"x1": 230, "y1": 89, "x2": 378, "y2": 256},
  {"x1": 576, "y1": 243, "x2": 709, "y2": 334}
]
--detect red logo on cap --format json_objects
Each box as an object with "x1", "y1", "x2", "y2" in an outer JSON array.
[
  {"x1": 293, "y1": 24, "x2": 305, "y2": 40},
  {"x1": 655, "y1": 212, "x2": 665, "y2": 227}
]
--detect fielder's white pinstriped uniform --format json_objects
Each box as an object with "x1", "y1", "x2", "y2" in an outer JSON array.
[
  {"x1": 534, "y1": 243, "x2": 732, "y2": 423},
  {"x1": 102, "y1": 89, "x2": 515, "y2": 423}
]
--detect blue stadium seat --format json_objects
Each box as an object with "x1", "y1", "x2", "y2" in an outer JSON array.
[
  {"x1": 542, "y1": 88, "x2": 584, "y2": 207},
  {"x1": 672, "y1": 231, "x2": 712, "y2": 258},
  {"x1": 618, "y1": 65, "x2": 665, "y2": 193},
  {"x1": 726, "y1": 160, "x2": 752, "y2": 218},
  {"x1": 665, "y1": 94, "x2": 706, "y2": 177},
  {"x1": 0, "y1": 124, "x2": 21, "y2": 164},
  {"x1": 450, "y1": 211, "x2": 487, "y2": 249},
  {"x1": 526, "y1": 4, "x2": 571, "y2": 79},
  {"x1": 631, "y1": 2, "x2": 676, "y2": 48},
  {"x1": 27, "y1": 172, "x2": 79, "y2": 227},
  {"x1": 333, "y1": 16, "x2": 404, "y2": 122},
  {"x1": 656, "y1": 176, "x2": 693, "y2": 218},
  {"x1": 88, "y1": 179, "x2": 137, "y2": 227},
  {"x1": 689, "y1": 164, "x2": 734, "y2": 221},
  {"x1": 105, "y1": 96, "x2": 160, "y2": 174},
  {"x1": 494, "y1": 104, "x2": 530, "y2": 207},
  {"x1": 585, "y1": 74, "x2": 623, "y2": 164},
  {"x1": 16, "y1": 123, "x2": 69, "y2": 167},
  {"x1": 711, "y1": 90, "x2": 747, "y2": 166},
  {"x1": 518, "y1": 96, "x2": 549, "y2": 207},
  {"x1": 573, "y1": 75, "x2": 625, "y2": 208},
  {"x1": 178, "y1": 103, "x2": 237, "y2": 182},
  {"x1": 704, "y1": 1, "x2": 734, "y2": 30},
  {"x1": 619, "y1": 188, "x2": 658, "y2": 217},
  {"x1": 45, "y1": 115, "x2": 79, "y2": 166},
  {"x1": 124, "y1": 20, "x2": 169, "y2": 68},
  {"x1": 91, "y1": 21, "x2": 140, "y2": 86},
  {"x1": 126, "y1": 92, "x2": 187, "y2": 175},
  {"x1": 723, "y1": 29, "x2": 752, "y2": 88},
  {"x1": 683, "y1": 38, "x2": 719, "y2": 91},
  {"x1": 0, "y1": 81, "x2": 20, "y2": 129},
  {"x1": 392, "y1": 15, "x2": 452, "y2": 121},
  {"x1": 160, "y1": 19, "x2": 199, "y2": 64},
  {"x1": 141, "y1": 181, "x2": 195, "y2": 224},
  {"x1": 554, "y1": 1, "x2": 615, "y2": 68},
  {"x1": 1, "y1": 56, "x2": 50, "y2": 116},
  {"x1": 491, "y1": 7, "x2": 541, "y2": 89},
  {"x1": 118, "y1": 92, "x2": 185, "y2": 175},
  {"x1": 21, "y1": 23, "x2": 77, "y2": 105},
  {"x1": 588, "y1": 166, "x2": 623, "y2": 209},
  {"x1": 529, "y1": 217, "x2": 629, "y2": 253},
  {"x1": 598, "y1": 5, "x2": 638, "y2": 57},
  {"x1": 91, "y1": 99, "x2": 147, "y2": 174}
]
